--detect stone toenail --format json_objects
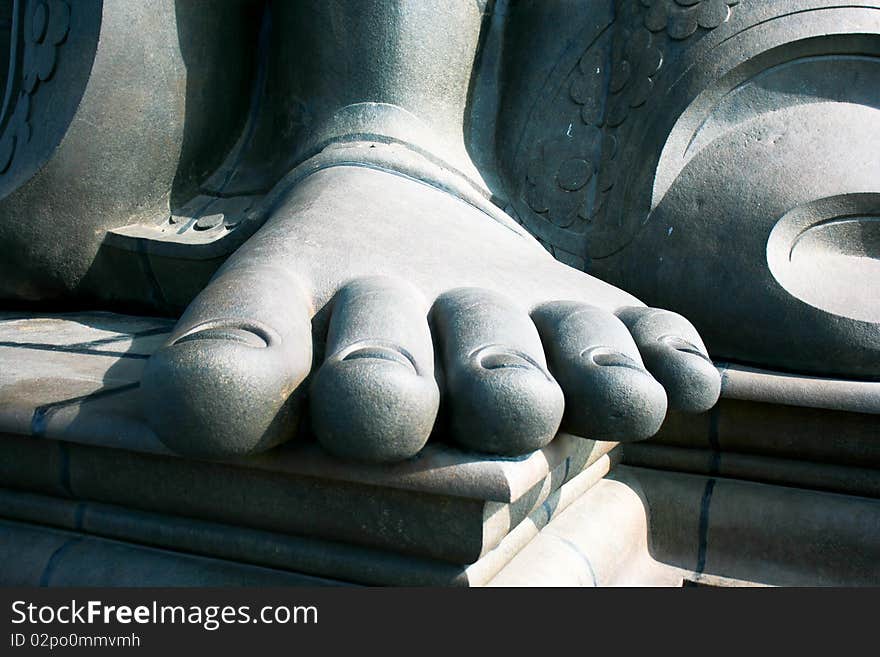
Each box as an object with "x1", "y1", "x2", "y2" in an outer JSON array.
[
  {"x1": 174, "y1": 324, "x2": 269, "y2": 348},
  {"x1": 660, "y1": 335, "x2": 710, "y2": 361},
  {"x1": 472, "y1": 345, "x2": 545, "y2": 374},
  {"x1": 584, "y1": 347, "x2": 643, "y2": 370},
  {"x1": 480, "y1": 351, "x2": 534, "y2": 371},
  {"x1": 339, "y1": 342, "x2": 417, "y2": 372}
]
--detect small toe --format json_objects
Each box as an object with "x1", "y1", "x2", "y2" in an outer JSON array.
[
  {"x1": 616, "y1": 306, "x2": 721, "y2": 413},
  {"x1": 532, "y1": 301, "x2": 667, "y2": 442},
  {"x1": 310, "y1": 276, "x2": 439, "y2": 463},
  {"x1": 141, "y1": 266, "x2": 313, "y2": 457},
  {"x1": 432, "y1": 288, "x2": 564, "y2": 455}
]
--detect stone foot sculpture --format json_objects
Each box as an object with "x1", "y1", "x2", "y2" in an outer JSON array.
[
  {"x1": 0, "y1": 0, "x2": 722, "y2": 463},
  {"x1": 141, "y1": 153, "x2": 720, "y2": 461}
]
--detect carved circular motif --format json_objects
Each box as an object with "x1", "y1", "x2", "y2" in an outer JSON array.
[
  {"x1": 557, "y1": 157, "x2": 593, "y2": 192},
  {"x1": 32, "y1": 3, "x2": 49, "y2": 44},
  {"x1": 47, "y1": 0, "x2": 70, "y2": 45},
  {"x1": 524, "y1": 125, "x2": 602, "y2": 228},
  {"x1": 697, "y1": 0, "x2": 731, "y2": 29},
  {"x1": 642, "y1": 0, "x2": 736, "y2": 39}
]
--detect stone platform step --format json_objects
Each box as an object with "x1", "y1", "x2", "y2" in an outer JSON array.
[
  {"x1": 0, "y1": 451, "x2": 615, "y2": 586},
  {"x1": 626, "y1": 362, "x2": 880, "y2": 497},
  {"x1": 651, "y1": 397, "x2": 879, "y2": 471},
  {"x1": 588, "y1": 362, "x2": 880, "y2": 586},
  {"x1": 0, "y1": 432, "x2": 612, "y2": 565},
  {"x1": 623, "y1": 442, "x2": 880, "y2": 498},
  {"x1": 9, "y1": 458, "x2": 877, "y2": 587},
  {"x1": 490, "y1": 466, "x2": 880, "y2": 586},
  {"x1": 491, "y1": 366, "x2": 880, "y2": 586}
]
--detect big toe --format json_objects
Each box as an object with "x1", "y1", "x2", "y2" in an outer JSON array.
[{"x1": 141, "y1": 267, "x2": 313, "y2": 458}]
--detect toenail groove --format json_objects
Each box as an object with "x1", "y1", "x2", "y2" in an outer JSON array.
[
  {"x1": 470, "y1": 344, "x2": 549, "y2": 377},
  {"x1": 659, "y1": 335, "x2": 711, "y2": 361},
  {"x1": 335, "y1": 340, "x2": 418, "y2": 374},
  {"x1": 582, "y1": 346, "x2": 644, "y2": 371},
  {"x1": 173, "y1": 320, "x2": 275, "y2": 349},
  {"x1": 480, "y1": 352, "x2": 534, "y2": 371}
]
